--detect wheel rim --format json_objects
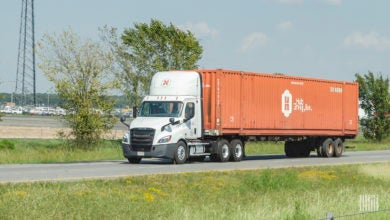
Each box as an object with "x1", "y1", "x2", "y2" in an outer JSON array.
[
  {"x1": 328, "y1": 143, "x2": 334, "y2": 156},
  {"x1": 234, "y1": 144, "x2": 242, "y2": 158},
  {"x1": 222, "y1": 144, "x2": 229, "y2": 159},
  {"x1": 177, "y1": 145, "x2": 186, "y2": 161},
  {"x1": 336, "y1": 142, "x2": 342, "y2": 154}
]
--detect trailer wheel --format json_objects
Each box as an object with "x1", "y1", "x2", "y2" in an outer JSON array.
[
  {"x1": 229, "y1": 139, "x2": 244, "y2": 162},
  {"x1": 216, "y1": 139, "x2": 231, "y2": 162},
  {"x1": 128, "y1": 157, "x2": 142, "y2": 164},
  {"x1": 285, "y1": 141, "x2": 297, "y2": 157},
  {"x1": 174, "y1": 141, "x2": 188, "y2": 164},
  {"x1": 316, "y1": 146, "x2": 323, "y2": 157},
  {"x1": 322, "y1": 138, "x2": 335, "y2": 158},
  {"x1": 334, "y1": 138, "x2": 344, "y2": 157}
]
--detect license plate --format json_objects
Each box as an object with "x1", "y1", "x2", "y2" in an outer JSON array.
[{"x1": 136, "y1": 151, "x2": 145, "y2": 156}]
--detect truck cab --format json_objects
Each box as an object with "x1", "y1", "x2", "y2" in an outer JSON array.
[{"x1": 121, "y1": 71, "x2": 205, "y2": 164}]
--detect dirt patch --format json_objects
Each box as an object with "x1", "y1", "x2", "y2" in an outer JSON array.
[{"x1": 0, "y1": 126, "x2": 126, "y2": 139}]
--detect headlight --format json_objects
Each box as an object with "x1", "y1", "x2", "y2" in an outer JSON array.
[
  {"x1": 158, "y1": 135, "x2": 172, "y2": 143},
  {"x1": 122, "y1": 133, "x2": 130, "y2": 144}
]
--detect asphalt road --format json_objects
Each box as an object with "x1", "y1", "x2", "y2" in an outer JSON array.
[{"x1": 0, "y1": 150, "x2": 389, "y2": 183}]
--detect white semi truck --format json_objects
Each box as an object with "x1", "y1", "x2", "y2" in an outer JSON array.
[{"x1": 121, "y1": 70, "x2": 358, "y2": 164}]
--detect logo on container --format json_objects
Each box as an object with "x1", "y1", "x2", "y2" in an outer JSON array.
[
  {"x1": 282, "y1": 90, "x2": 292, "y2": 117},
  {"x1": 281, "y1": 89, "x2": 312, "y2": 118}
]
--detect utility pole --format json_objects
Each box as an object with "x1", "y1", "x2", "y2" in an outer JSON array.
[{"x1": 15, "y1": 0, "x2": 36, "y2": 106}]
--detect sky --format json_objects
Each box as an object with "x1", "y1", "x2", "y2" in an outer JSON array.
[{"x1": 1, "y1": 0, "x2": 390, "y2": 93}]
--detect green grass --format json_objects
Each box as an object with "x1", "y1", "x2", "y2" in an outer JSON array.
[
  {"x1": 0, "y1": 163, "x2": 389, "y2": 219},
  {"x1": 0, "y1": 139, "x2": 123, "y2": 164},
  {"x1": 345, "y1": 135, "x2": 390, "y2": 151}
]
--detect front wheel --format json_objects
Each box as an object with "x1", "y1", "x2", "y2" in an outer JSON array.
[
  {"x1": 174, "y1": 141, "x2": 188, "y2": 164},
  {"x1": 128, "y1": 157, "x2": 142, "y2": 164}
]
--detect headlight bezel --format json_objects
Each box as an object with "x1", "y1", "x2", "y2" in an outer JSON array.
[{"x1": 158, "y1": 135, "x2": 172, "y2": 143}]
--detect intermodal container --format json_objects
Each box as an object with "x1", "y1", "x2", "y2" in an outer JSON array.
[{"x1": 199, "y1": 69, "x2": 358, "y2": 137}]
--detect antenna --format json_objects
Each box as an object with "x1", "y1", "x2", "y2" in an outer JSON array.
[{"x1": 14, "y1": 0, "x2": 36, "y2": 106}]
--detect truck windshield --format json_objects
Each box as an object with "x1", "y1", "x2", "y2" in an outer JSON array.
[{"x1": 139, "y1": 101, "x2": 183, "y2": 117}]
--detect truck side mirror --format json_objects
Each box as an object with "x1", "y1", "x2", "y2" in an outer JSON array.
[
  {"x1": 120, "y1": 116, "x2": 129, "y2": 128},
  {"x1": 133, "y1": 106, "x2": 138, "y2": 118}
]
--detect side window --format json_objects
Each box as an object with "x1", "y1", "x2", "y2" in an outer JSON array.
[{"x1": 185, "y1": 102, "x2": 195, "y2": 119}]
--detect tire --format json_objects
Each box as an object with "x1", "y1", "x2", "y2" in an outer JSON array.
[
  {"x1": 229, "y1": 139, "x2": 244, "y2": 162},
  {"x1": 300, "y1": 147, "x2": 311, "y2": 157},
  {"x1": 322, "y1": 138, "x2": 335, "y2": 158},
  {"x1": 174, "y1": 141, "x2": 188, "y2": 164},
  {"x1": 333, "y1": 138, "x2": 344, "y2": 157},
  {"x1": 128, "y1": 157, "x2": 142, "y2": 164},
  {"x1": 316, "y1": 146, "x2": 323, "y2": 157},
  {"x1": 285, "y1": 141, "x2": 298, "y2": 157},
  {"x1": 216, "y1": 139, "x2": 231, "y2": 162}
]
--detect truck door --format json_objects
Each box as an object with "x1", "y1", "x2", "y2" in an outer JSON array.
[{"x1": 184, "y1": 101, "x2": 201, "y2": 139}]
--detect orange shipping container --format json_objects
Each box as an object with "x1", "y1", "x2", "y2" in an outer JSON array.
[{"x1": 199, "y1": 69, "x2": 358, "y2": 137}]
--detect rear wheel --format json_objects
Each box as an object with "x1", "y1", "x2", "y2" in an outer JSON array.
[
  {"x1": 322, "y1": 138, "x2": 335, "y2": 158},
  {"x1": 285, "y1": 141, "x2": 300, "y2": 157},
  {"x1": 334, "y1": 138, "x2": 344, "y2": 157},
  {"x1": 128, "y1": 157, "x2": 142, "y2": 164},
  {"x1": 174, "y1": 141, "x2": 188, "y2": 164},
  {"x1": 229, "y1": 139, "x2": 244, "y2": 162},
  {"x1": 216, "y1": 139, "x2": 231, "y2": 162}
]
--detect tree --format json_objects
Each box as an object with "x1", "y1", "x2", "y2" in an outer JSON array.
[
  {"x1": 37, "y1": 29, "x2": 119, "y2": 149},
  {"x1": 118, "y1": 19, "x2": 203, "y2": 106},
  {"x1": 355, "y1": 72, "x2": 390, "y2": 141}
]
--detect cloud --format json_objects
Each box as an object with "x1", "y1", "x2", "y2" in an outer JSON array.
[
  {"x1": 344, "y1": 32, "x2": 390, "y2": 50},
  {"x1": 240, "y1": 32, "x2": 268, "y2": 52},
  {"x1": 276, "y1": 21, "x2": 293, "y2": 31},
  {"x1": 178, "y1": 22, "x2": 219, "y2": 39}
]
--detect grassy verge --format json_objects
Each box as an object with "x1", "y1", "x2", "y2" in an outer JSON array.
[
  {"x1": 0, "y1": 139, "x2": 123, "y2": 164},
  {"x1": 1, "y1": 163, "x2": 389, "y2": 219}
]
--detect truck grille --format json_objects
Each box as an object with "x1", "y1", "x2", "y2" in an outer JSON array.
[{"x1": 130, "y1": 128, "x2": 155, "y2": 152}]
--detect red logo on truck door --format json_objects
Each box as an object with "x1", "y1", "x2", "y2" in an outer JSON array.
[{"x1": 161, "y1": 79, "x2": 170, "y2": 87}]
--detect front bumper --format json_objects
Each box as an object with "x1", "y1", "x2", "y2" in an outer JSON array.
[{"x1": 122, "y1": 143, "x2": 176, "y2": 159}]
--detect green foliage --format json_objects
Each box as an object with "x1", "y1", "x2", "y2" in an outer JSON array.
[
  {"x1": 37, "y1": 28, "x2": 120, "y2": 149},
  {"x1": 355, "y1": 72, "x2": 390, "y2": 141},
  {"x1": 106, "y1": 19, "x2": 203, "y2": 106},
  {"x1": 0, "y1": 140, "x2": 15, "y2": 150}
]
